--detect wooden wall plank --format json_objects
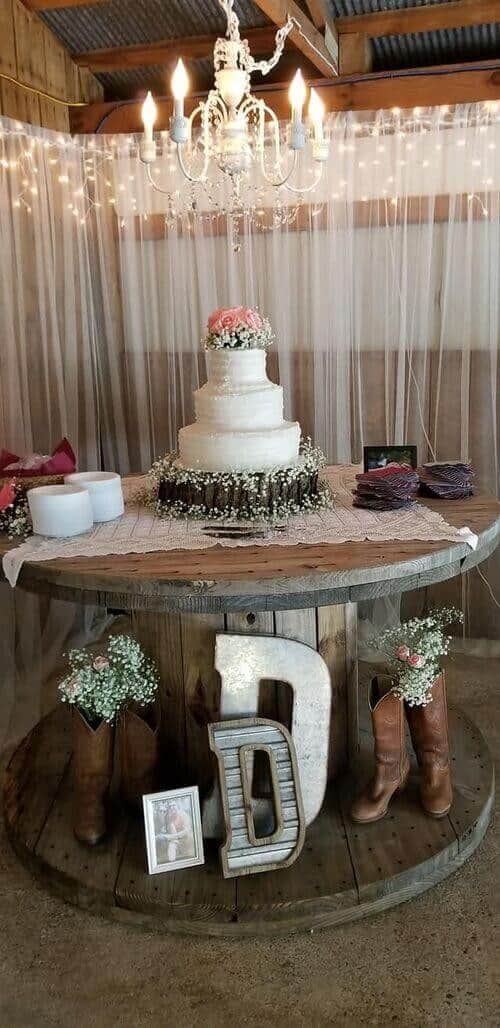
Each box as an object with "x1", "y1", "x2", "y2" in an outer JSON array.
[
  {"x1": 0, "y1": 0, "x2": 17, "y2": 77},
  {"x1": 43, "y1": 22, "x2": 67, "y2": 100},
  {"x1": 1, "y1": 76, "x2": 40, "y2": 123},
  {"x1": 0, "y1": 0, "x2": 103, "y2": 130},
  {"x1": 38, "y1": 96, "x2": 69, "y2": 131},
  {"x1": 13, "y1": 0, "x2": 46, "y2": 91}
]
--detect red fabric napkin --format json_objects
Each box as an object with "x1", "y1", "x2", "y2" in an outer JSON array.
[
  {"x1": 0, "y1": 481, "x2": 16, "y2": 511},
  {"x1": 0, "y1": 438, "x2": 76, "y2": 477}
]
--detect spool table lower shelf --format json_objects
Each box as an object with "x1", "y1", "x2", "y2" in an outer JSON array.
[{"x1": 3, "y1": 704, "x2": 493, "y2": 938}]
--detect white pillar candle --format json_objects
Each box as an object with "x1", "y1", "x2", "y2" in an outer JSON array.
[
  {"x1": 28, "y1": 485, "x2": 94, "y2": 538},
  {"x1": 64, "y1": 472, "x2": 124, "y2": 523}
]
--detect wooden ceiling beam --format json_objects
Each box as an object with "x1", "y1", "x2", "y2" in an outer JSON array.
[
  {"x1": 69, "y1": 60, "x2": 500, "y2": 134},
  {"x1": 252, "y1": 0, "x2": 338, "y2": 76},
  {"x1": 303, "y1": 1, "x2": 331, "y2": 32},
  {"x1": 75, "y1": 27, "x2": 288, "y2": 71},
  {"x1": 335, "y1": 0, "x2": 500, "y2": 39}
]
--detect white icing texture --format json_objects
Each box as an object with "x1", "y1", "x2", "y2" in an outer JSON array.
[{"x1": 178, "y1": 349, "x2": 301, "y2": 472}]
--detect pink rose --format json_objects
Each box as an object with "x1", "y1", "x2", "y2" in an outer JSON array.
[
  {"x1": 207, "y1": 307, "x2": 227, "y2": 332},
  {"x1": 239, "y1": 307, "x2": 263, "y2": 330},
  {"x1": 93, "y1": 655, "x2": 110, "y2": 671},
  {"x1": 396, "y1": 645, "x2": 410, "y2": 661},
  {"x1": 207, "y1": 306, "x2": 263, "y2": 335},
  {"x1": 65, "y1": 677, "x2": 80, "y2": 698},
  {"x1": 407, "y1": 653, "x2": 425, "y2": 669},
  {"x1": 208, "y1": 308, "x2": 240, "y2": 333}
]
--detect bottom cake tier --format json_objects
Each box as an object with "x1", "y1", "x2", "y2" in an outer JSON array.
[{"x1": 150, "y1": 440, "x2": 332, "y2": 521}]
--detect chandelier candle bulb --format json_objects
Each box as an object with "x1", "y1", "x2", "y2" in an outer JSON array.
[
  {"x1": 172, "y1": 59, "x2": 189, "y2": 118},
  {"x1": 64, "y1": 472, "x2": 124, "y2": 523},
  {"x1": 290, "y1": 70, "x2": 306, "y2": 126},
  {"x1": 308, "y1": 89, "x2": 324, "y2": 143},
  {"x1": 140, "y1": 91, "x2": 157, "y2": 163}
]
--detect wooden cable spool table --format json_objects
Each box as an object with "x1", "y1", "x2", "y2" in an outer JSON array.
[{"x1": 2, "y1": 483, "x2": 499, "y2": 936}]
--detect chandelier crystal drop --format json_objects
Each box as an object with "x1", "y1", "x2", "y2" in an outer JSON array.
[{"x1": 139, "y1": 0, "x2": 330, "y2": 235}]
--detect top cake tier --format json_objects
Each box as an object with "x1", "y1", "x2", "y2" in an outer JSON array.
[{"x1": 205, "y1": 348, "x2": 268, "y2": 388}]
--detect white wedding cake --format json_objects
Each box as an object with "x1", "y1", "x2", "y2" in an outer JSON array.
[
  {"x1": 178, "y1": 347, "x2": 300, "y2": 473},
  {"x1": 152, "y1": 306, "x2": 326, "y2": 520}
]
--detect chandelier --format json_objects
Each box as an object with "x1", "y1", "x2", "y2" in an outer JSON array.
[{"x1": 139, "y1": 0, "x2": 330, "y2": 220}]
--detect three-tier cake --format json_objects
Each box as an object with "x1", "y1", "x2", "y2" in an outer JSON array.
[{"x1": 151, "y1": 306, "x2": 328, "y2": 520}]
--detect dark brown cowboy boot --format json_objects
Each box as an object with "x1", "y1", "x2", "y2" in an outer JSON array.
[
  {"x1": 72, "y1": 709, "x2": 114, "y2": 846},
  {"x1": 119, "y1": 704, "x2": 160, "y2": 812},
  {"x1": 405, "y1": 672, "x2": 452, "y2": 817},
  {"x1": 351, "y1": 676, "x2": 410, "y2": 824}
]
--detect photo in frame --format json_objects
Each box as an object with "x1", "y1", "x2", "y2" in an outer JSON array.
[
  {"x1": 142, "y1": 786, "x2": 205, "y2": 875},
  {"x1": 363, "y1": 445, "x2": 417, "y2": 472}
]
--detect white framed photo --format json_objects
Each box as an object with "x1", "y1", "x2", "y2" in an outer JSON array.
[{"x1": 142, "y1": 786, "x2": 205, "y2": 875}]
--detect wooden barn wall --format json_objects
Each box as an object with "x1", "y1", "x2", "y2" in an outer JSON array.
[{"x1": 0, "y1": 0, "x2": 102, "y2": 132}]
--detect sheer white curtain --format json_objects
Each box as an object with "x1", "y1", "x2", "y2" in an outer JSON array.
[
  {"x1": 0, "y1": 120, "x2": 107, "y2": 751},
  {"x1": 1, "y1": 103, "x2": 499, "y2": 747},
  {"x1": 88, "y1": 103, "x2": 499, "y2": 637}
]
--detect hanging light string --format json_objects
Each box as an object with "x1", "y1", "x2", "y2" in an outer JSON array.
[{"x1": 0, "y1": 100, "x2": 498, "y2": 230}]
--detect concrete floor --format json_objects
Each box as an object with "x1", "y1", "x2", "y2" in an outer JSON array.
[{"x1": 0, "y1": 652, "x2": 498, "y2": 1028}]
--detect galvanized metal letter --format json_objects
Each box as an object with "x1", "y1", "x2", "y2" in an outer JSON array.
[
  {"x1": 208, "y1": 717, "x2": 305, "y2": 877},
  {"x1": 202, "y1": 633, "x2": 331, "y2": 837}
]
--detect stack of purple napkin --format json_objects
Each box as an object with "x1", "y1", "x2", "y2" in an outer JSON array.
[
  {"x1": 419, "y1": 461, "x2": 474, "y2": 499},
  {"x1": 353, "y1": 463, "x2": 420, "y2": 510}
]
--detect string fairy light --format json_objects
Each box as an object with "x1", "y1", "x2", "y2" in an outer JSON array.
[{"x1": 0, "y1": 99, "x2": 498, "y2": 231}]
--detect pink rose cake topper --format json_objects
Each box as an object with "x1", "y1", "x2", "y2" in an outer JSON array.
[
  {"x1": 204, "y1": 305, "x2": 273, "y2": 349},
  {"x1": 208, "y1": 306, "x2": 263, "y2": 333}
]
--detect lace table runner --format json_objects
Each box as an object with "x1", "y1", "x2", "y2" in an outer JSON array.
[{"x1": 2, "y1": 466, "x2": 477, "y2": 587}]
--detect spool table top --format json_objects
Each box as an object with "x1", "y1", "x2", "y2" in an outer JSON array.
[{"x1": 0, "y1": 473, "x2": 498, "y2": 613}]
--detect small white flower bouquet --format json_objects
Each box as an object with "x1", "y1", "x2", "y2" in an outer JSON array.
[
  {"x1": 59, "y1": 634, "x2": 159, "y2": 726},
  {"x1": 369, "y1": 607, "x2": 463, "y2": 706}
]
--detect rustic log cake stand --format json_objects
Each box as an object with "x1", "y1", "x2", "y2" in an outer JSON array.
[{"x1": 2, "y1": 484, "x2": 499, "y2": 937}]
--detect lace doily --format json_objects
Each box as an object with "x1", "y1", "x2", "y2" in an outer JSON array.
[{"x1": 2, "y1": 466, "x2": 477, "y2": 588}]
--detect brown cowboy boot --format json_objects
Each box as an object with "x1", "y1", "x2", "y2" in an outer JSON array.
[
  {"x1": 351, "y1": 676, "x2": 410, "y2": 824},
  {"x1": 119, "y1": 704, "x2": 160, "y2": 812},
  {"x1": 405, "y1": 672, "x2": 452, "y2": 817},
  {"x1": 72, "y1": 709, "x2": 114, "y2": 846}
]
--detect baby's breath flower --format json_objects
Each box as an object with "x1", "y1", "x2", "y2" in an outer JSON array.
[
  {"x1": 148, "y1": 439, "x2": 332, "y2": 521},
  {"x1": 59, "y1": 634, "x2": 159, "y2": 724},
  {"x1": 369, "y1": 607, "x2": 463, "y2": 706}
]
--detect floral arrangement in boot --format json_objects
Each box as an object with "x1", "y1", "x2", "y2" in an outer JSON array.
[
  {"x1": 368, "y1": 607, "x2": 463, "y2": 707},
  {"x1": 203, "y1": 306, "x2": 274, "y2": 350},
  {"x1": 59, "y1": 633, "x2": 159, "y2": 724},
  {"x1": 60, "y1": 634, "x2": 160, "y2": 845}
]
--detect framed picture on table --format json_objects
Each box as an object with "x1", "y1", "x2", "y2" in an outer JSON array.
[
  {"x1": 142, "y1": 786, "x2": 205, "y2": 875},
  {"x1": 363, "y1": 445, "x2": 417, "y2": 472}
]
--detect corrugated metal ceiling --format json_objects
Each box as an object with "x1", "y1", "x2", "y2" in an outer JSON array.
[{"x1": 40, "y1": 0, "x2": 500, "y2": 101}]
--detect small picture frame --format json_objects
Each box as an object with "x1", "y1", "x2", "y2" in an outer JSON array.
[
  {"x1": 363, "y1": 445, "x2": 417, "y2": 472},
  {"x1": 142, "y1": 786, "x2": 205, "y2": 875}
]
